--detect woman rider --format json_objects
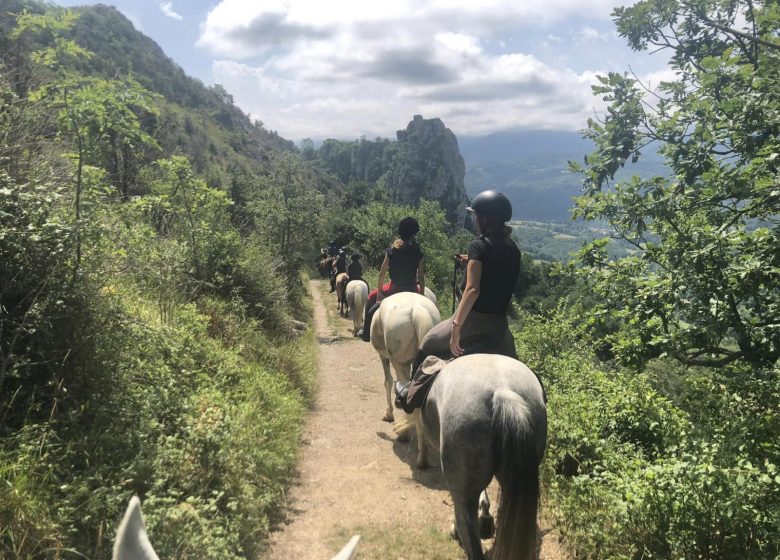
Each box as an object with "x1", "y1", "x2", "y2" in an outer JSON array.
[
  {"x1": 346, "y1": 253, "x2": 366, "y2": 286},
  {"x1": 397, "y1": 190, "x2": 521, "y2": 410},
  {"x1": 330, "y1": 248, "x2": 348, "y2": 292},
  {"x1": 358, "y1": 217, "x2": 425, "y2": 342}
]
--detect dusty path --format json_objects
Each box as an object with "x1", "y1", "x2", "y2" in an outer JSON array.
[{"x1": 265, "y1": 280, "x2": 567, "y2": 559}]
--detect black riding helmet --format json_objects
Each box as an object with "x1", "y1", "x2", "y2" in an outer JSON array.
[
  {"x1": 466, "y1": 190, "x2": 512, "y2": 222},
  {"x1": 398, "y1": 217, "x2": 420, "y2": 240},
  {"x1": 351, "y1": 253, "x2": 361, "y2": 261}
]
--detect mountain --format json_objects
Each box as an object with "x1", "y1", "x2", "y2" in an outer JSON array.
[
  {"x1": 459, "y1": 130, "x2": 668, "y2": 222},
  {"x1": 314, "y1": 116, "x2": 469, "y2": 224},
  {"x1": 0, "y1": 1, "x2": 298, "y2": 192},
  {"x1": 381, "y1": 116, "x2": 468, "y2": 224}
]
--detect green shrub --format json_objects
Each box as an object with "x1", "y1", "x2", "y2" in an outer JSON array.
[{"x1": 515, "y1": 305, "x2": 778, "y2": 559}]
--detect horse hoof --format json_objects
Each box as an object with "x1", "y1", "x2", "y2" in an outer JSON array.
[
  {"x1": 382, "y1": 413, "x2": 394, "y2": 423},
  {"x1": 479, "y1": 515, "x2": 495, "y2": 540}
]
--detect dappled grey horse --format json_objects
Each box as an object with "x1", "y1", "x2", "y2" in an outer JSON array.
[
  {"x1": 402, "y1": 354, "x2": 546, "y2": 560},
  {"x1": 113, "y1": 496, "x2": 360, "y2": 560}
]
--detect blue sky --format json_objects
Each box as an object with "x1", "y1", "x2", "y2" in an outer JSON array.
[{"x1": 48, "y1": 0, "x2": 672, "y2": 140}]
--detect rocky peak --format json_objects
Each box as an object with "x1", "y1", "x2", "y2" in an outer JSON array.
[{"x1": 383, "y1": 116, "x2": 468, "y2": 224}]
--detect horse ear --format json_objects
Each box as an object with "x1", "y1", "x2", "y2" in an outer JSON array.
[
  {"x1": 330, "y1": 535, "x2": 360, "y2": 560},
  {"x1": 113, "y1": 496, "x2": 160, "y2": 560}
]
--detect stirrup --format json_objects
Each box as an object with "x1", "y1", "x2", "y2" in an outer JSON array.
[{"x1": 394, "y1": 381, "x2": 410, "y2": 409}]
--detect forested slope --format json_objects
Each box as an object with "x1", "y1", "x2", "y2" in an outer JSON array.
[
  {"x1": 1, "y1": 1, "x2": 778, "y2": 559},
  {"x1": 0, "y1": 4, "x2": 325, "y2": 558}
]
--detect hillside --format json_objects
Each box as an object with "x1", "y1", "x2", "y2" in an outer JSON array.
[
  {"x1": 0, "y1": 0, "x2": 301, "y2": 191},
  {"x1": 460, "y1": 130, "x2": 668, "y2": 222}
]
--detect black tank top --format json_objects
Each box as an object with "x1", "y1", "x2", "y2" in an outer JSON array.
[{"x1": 386, "y1": 243, "x2": 423, "y2": 287}]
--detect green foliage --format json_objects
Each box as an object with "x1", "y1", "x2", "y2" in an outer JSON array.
[
  {"x1": 573, "y1": 0, "x2": 780, "y2": 368},
  {"x1": 248, "y1": 153, "x2": 325, "y2": 289},
  {"x1": 0, "y1": 4, "x2": 320, "y2": 559},
  {"x1": 54, "y1": 76, "x2": 161, "y2": 196},
  {"x1": 515, "y1": 306, "x2": 779, "y2": 559}
]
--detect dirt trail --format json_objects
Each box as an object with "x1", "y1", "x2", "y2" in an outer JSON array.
[{"x1": 265, "y1": 280, "x2": 567, "y2": 560}]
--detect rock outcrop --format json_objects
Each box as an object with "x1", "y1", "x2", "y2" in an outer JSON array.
[{"x1": 381, "y1": 115, "x2": 468, "y2": 224}]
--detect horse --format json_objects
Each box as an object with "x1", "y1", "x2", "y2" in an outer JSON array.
[
  {"x1": 318, "y1": 256, "x2": 335, "y2": 279},
  {"x1": 113, "y1": 496, "x2": 360, "y2": 560},
  {"x1": 335, "y1": 272, "x2": 349, "y2": 316},
  {"x1": 397, "y1": 354, "x2": 547, "y2": 560},
  {"x1": 370, "y1": 291, "x2": 440, "y2": 468},
  {"x1": 346, "y1": 280, "x2": 368, "y2": 335}
]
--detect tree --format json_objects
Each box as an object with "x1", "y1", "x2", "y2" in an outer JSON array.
[
  {"x1": 249, "y1": 153, "x2": 324, "y2": 285},
  {"x1": 573, "y1": 0, "x2": 780, "y2": 368}
]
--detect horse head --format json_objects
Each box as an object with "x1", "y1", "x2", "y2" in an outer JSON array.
[{"x1": 112, "y1": 497, "x2": 360, "y2": 560}]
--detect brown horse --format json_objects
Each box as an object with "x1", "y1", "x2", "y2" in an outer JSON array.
[
  {"x1": 335, "y1": 272, "x2": 349, "y2": 316},
  {"x1": 318, "y1": 256, "x2": 335, "y2": 278}
]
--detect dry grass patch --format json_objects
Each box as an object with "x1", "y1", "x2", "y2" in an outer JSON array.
[{"x1": 329, "y1": 523, "x2": 463, "y2": 559}]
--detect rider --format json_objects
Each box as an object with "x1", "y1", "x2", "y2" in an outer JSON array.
[
  {"x1": 398, "y1": 190, "x2": 521, "y2": 410},
  {"x1": 346, "y1": 253, "x2": 366, "y2": 288},
  {"x1": 358, "y1": 217, "x2": 425, "y2": 342},
  {"x1": 327, "y1": 240, "x2": 339, "y2": 257},
  {"x1": 330, "y1": 248, "x2": 348, "y2": 292}
]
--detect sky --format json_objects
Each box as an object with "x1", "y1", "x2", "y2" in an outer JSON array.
[{"x1": 48, "y1": 0, "x2": 673, "y2": 141}]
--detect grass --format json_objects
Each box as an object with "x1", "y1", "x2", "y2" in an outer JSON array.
[{"x1": 329, "y1": 523, "x2": 463, "y2": 559}]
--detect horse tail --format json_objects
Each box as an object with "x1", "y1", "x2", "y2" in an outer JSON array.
[
  {"x1": 354, "y1": 283, "x2": 367, "y2": 317},
  {"x1": 491, "y1": 388, "x2": 539, "y2": 560},
  {"x1": 411, "y1": 302, "x2": 435, "y2": 347}
]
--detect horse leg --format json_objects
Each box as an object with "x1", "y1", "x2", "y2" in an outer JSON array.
[
  {"x1": 410, "y1": 409, "x2": 428, "y2": 469},
  {"x1": 478, "y1": 490, "x2": 495, "y2": 539},
  {"x1": 380, "y1": 357, "x2": 394, "y2": 423},
  {"x1": 451, "y1": 494, "x2": 484, "y2": 560},
  {"x1": 441, "y1": 422, "x2": 494, "y2": 559},
  {"x1": 392, "y1": 359, "x2": 413, "y2": 443}
]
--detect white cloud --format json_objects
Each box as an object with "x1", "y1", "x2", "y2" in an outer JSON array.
[
  {"x1": 574, "y1": 26, "x2": 608, "y2": 43},
  {"x1": 200, "y1": 0, "x2": 624, "y2": 138},
  {"x1": 159, "y1": 2, "x2": 183, "y2": 21}
]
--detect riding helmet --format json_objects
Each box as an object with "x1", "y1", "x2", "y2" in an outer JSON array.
[
  {"x1": 466, "y1": 190, "x2": 512, "y2": 222},
  {"x1": 351, "y1": 253, "x2": 361, "y2": 261},
  {"x1": 398, "y1": 217, "x2": 420, "y2": 239}
]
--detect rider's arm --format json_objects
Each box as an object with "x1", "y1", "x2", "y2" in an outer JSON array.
[
  {"x1": 376, "y1": 254, "x2": 390, "y2": 300},
  {"x1": 452, "y1": 259, "x2": 482, "y2": 326}
]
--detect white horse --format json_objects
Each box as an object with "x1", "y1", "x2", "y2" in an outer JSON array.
[
  {"x1": 113, "y1": 496, "x2": 360, "y2": 560},
  {"x1": 370, "y1": 291, "x2": 440, "y2": 468},
  {"x1": 346, "y1": 280, "x2": 368, "y2": 335},
  {"x1": 399, "y1": 354, "x2": 546, "y2": 560}
]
